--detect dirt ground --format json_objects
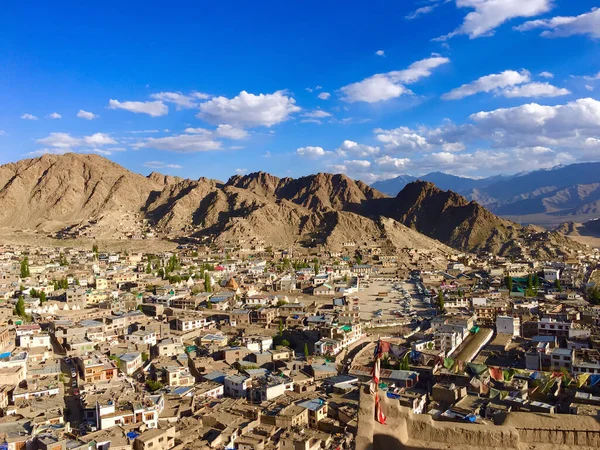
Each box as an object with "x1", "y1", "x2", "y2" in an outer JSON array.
[{"x1": 0, "y1": 229, "x2": 179, "y2": 252}]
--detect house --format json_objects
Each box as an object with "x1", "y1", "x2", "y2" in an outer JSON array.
[
  {"x1": 313, "y1": 284, "x2": 334, "y2": 296},
  {"x1": 297, "y1": 398, "x2": 328, "y2": 428},
  {"x1": 496, "y1": 316, "x2": 521, "y2": 337},
  {"x1": 133, "y1": 427, "x2": 178, "y2": 450},
  {"x1": 224, "y1": 374, "x2": 251, "y2": 398},
  {"x1": 78, "y1": 355, "x2": 118, "y2": 383},
  {"x1": 126, "y1": 330, "x2": 157, "y2": 347},
  {"x1": 117, "y1": 352, "x2": 143, "y2": 375}
]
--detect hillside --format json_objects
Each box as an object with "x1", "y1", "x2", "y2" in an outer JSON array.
[
  {"x1": 0, "y1": 153, "x2": 584, "y2": 258},
  {"x1": 372, "y1": 163, "x2": 600, "y2": 225}
]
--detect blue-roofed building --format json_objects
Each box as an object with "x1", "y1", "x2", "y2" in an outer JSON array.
[
  {"x1": 297, "y1": 398, "x2": 328, "y2": 427},
  {"x1": 203, "y1": 370, "x2": 227, "y2": 384}
]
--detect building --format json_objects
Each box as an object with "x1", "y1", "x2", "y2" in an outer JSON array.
[
  {"x1": 550, "y1": 348, "x2": 572, "y2": 372},
  {"x1": 538, "y1": 318, "x2": 570, "y2": 338},
  {"x1": 126, "y1": 330, "x2": 157, "y2": 347},
  {"x1": 78, "y1": 355, "x2": 118, "y2": 383},
  {"x1": 224, "y1": 374, "x2": 251, "y2": 399},
  {"x1": 297, "y1": 398, "x2": 328, "y2": 428},
  {"x1": 175, "y1": 316, "x2": 210, "y2": 332},
  {"x1": 496, "y1": 316, "x2": 521, "y2": 337},
  {"x1": 117, "y1": 352, "x2": 143, "y2": 375},
  {"x1": 133, "y1": 427, "x2": 178, "y2": 450},
  {"x1": 572, "y1": 348, "x2": 600, "y2": 375}
]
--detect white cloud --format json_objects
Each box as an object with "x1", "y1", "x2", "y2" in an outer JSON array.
[
  {"x1": 183, "y1": 127, "x2": 212, "y2": 134},
  {"x1": 317, "y1": 92, "x2": 331, "y2": 100},
  {"x1": 90, "y1": 148, "x2": 113, "y2": 156},
  {"x1": 235, "y1": 168, "x2": 249, "y2": 174},
  {"x1": 336, "y1": 140, "x2": 380, "y2": 157},
  {"x1": 77, "y1": 110, "x2": 98, "y2": 120},
  {"x1": 21, "y1": 113, "x2": 38, "y2": 120},
  {"x1": 296, "y1": 146, "x2": 331, "y2": 158},
  {"x1": 405, "y1": 5, "x2": 437, "y2": 20},
  {"x1": 305, "y1": 88, "x2": 313, "y2": 93},
  {"x1": 83, "y1": 133, "x2": 117, "y2": 146},
  {"x1": 191, "y1": 91, "x2": 210, "y2": 100},
  {"x1": 36, "y1": 132, "x2": 117, "y2": 150},
  {"x1": 438, "y1": 0, "x2": 553, "y2": 39},
  {"x1": 585, "y1": 85, "x2": 594, "y2": 92},
  {"x1": 374, "y1": 126, "x2": 433, "y2": 152},
  {"x1": 129, "y1": 130, "x2": 160, "y2": 134},
  {"x1": 26, "y1": 148, "x2": 71, "y2": 156},
  {"x1": 539, "y1": 71, "x2": 554, "y2": 79},
  {"x1": 442, "y1": 69, "x2": 530, "y2": 99},
  {"x1": 36, "y1": 132, "x2": 83, "y2": 149},
  {"x1": 150, "y1": 92, "x2": 196, "y2": 109},
  {"x1": 215, "y1": 124, "x2": 248, "y2": 140},
  {"x1": 514, "y1": 7, "x2": 600, "y2": 39},
  {"x1": 374, "y1": 155, "x2": 411, "y2": 171},
  {"x1": 341, "y1": 75, "x2": 407, "y2": 103},
  {"x1": 302, "y1": 110, "x2": 331, "y2": 119},
  {"x1": 387, "y1": 56, "x2": 451, "y2": 84},
  {"x1": 502, "y1": 82, "x2": 570, "y2": 98},
  {"x1": 0, "y1": 130, "x2": 5, "y2": 136},
  {"x1": 143, "y1": 161, "x2": 183, "y2": 169},
  {"x1": 108, "y1": 99, "x2": 168, "y2": 117},
  {"x1": 198, "y1": 90, "x2": 300, "y2": 127},
  {"x1": 134, "y1": 133, "x2": 222, "y2": 153},
  {"x1": 340, "y1": 56, "x2": 449, "y2": 103},
  {"x1": 343, "y1": 160, "x2": 371, "y2": 171},
  {"x1": 48, "y1": 112, "x2": 62, "y2": 119},
  {"x1": 375, "y1": 50, "x2": 385, "y2": 56},
  {"x1": 583, "y1": 72, "x2": 600, "y2": 81}
]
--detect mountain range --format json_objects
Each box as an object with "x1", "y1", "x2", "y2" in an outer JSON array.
[
  {"x1": 372, "y1": 163, "x2": 600, "y2": 226},
  {"x1": 0, "y1": 153, "x2": 583, "y2": 261}
]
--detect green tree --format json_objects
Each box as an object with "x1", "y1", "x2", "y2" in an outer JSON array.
[
  {"x1": 506, "y1": 276, "x2": 513, "y2": 292},
  {"x1": 554, "y1": 279, "x2": 563, "y2": 292},
  {"x1": 533, "y1": 273, "x2": 540, "y2": 288},
  {"x1": 313, "y1": 258, "x2": 320, "y2": 275},
  {"x1": 399, "y1": 354, "x2": 410, "y2": 370},
  {"x1": 303, "y1": 342, "x2": 310, "y2": 358},
  {"x1": 527, "y1": 274, "x2": 533, "y2": 290},
  {"x1": 15, "y1": 296, "x2": 25, "y2": 317},
  {"x1": 278, "y1": 319, "x2": 284, "y2": 337},
  {"x1": 20, "y1": 257, "x2": 30, "y2": 279},
  {"x1": 145, "y1": 262, "x2": 152, "y2": 274},
  {"x1": 587, "y1": 286, "x2": 600, "y2": 305},
  {"x1": 145, "y1": 379, "x2": 163, "y2": 392},
  {"x1": 437, "y1": 290, "x2": 444, "y2": 311},
  {"x1": 157, "y1": 268, "x2": 165, "y2": 278},
  {"x1": 92, "y1": 244, "x2": 99, "y2": 255},
  {"x1": 280, "y1": 339, "x2": 290, "y2": 347},
  {"x1": 59, "y1": 253, "x2": 68, "y2": 266},
  {"x1": 39, "y1": 291, "x2": 46, "y2": 304},
  {"x1": 204, "y1": 272, "x2": 211, "y2": 292},
  {"x1": 141, "y1": 352, "x2": 149, "y2": 362},
  {"x1": 206, "y1": 301, "x2": 213, "y2": 310},
  {"x1": 457, "y1": 288, "x2": 463, "y2": 297}
]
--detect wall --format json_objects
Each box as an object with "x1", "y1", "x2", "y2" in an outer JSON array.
[{"x1": 356, "y1": 386, "x2": 600, "y2": 450}]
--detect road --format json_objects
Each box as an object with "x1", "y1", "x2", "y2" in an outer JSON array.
[{"x1": 60, "y1": 358, "x2": 84, "y2": 430}]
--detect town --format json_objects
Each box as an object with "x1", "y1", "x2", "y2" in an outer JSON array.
[{"x1": 0, "y1": 239, "x2": 600, "y2": 450}]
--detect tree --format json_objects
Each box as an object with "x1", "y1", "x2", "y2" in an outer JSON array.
[
  {"x1": 554, "y1": 279, "x2": 563, "y2": 292},
  {"x1": 39, "y1": 291, "x2": 46, "y2": 304},
  {"x1": 59, "y1": 253, "x2": 68, "y2": 266},
  {"x1": 141, "y1": 352, "x2": 149, "y2": 362},
  {"x1": 399, "y1": 354, "x2": 410, "y2": 370},
  {"x1": 437, "y1": 290, "x2": 444, "y2": 311},
  {"x1": 20, "y1": 257, "x2": 30, "y2": 279},
  {"x1": 92, "y1": 244, "x2": 99, "y2": 255},
  {"x1": 206, "y1": 301, "x2": 213, "y2": 310},
  {"x1": 15, "y1": 296, "x2": 25, "y2": 317},
  {"x1": 278, "y1": 319, "x2": 284, "y2": 337},
  {"x1": 157, "y1": 268, "x2": 165, "y2": 278},
  {"x1": 303, "y1": 342, "x2": 310, "y2": 358},
  {"x1": 587, "y1": 286, "x2": 600, "y2": 305},
  {"x1": 527, "y1": 274, "x2": 533, "y2": 290},
  {"x1": 457, "y1": 288, "x2": 463, "y2": 298},
  {"x1": 280, "y1": 339, "x2": 290, "y2": 347},
  {"x1": 506, "y1": 276, "x2": 513, "y2": 292},
  {"x1": 204, "y1": 272, "x2": 211, "y2": 292},
  {"x1": 145, "y1": 262, "x2": 152, "y2": 274},
  {"x1": 145, "y1": 379, "x2": 163, "y2": 392},
  {"x1": 533, "y1": 273, "x2": 540, "y2": 288}
]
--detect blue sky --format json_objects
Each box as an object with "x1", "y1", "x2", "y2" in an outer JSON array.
[{"x1": 1, "y1": 0, "x2": 599, "y2": 182}]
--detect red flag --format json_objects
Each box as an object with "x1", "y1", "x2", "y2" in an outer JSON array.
[{"x1": 489, "y1": 367, "x2": 503, "y2": 382}]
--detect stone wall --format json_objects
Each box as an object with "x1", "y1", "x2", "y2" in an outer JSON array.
[{"x1": 356, "y1": 386, "x2": 600, "y2": 450}]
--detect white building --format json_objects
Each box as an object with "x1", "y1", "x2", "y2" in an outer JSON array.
[
  {"x1": 496, "y1": 316, "x2": 521, "y2": 337},
  {"x1": 543, "y1": 268, "x2": 560, "y2": 282},
  {"x1": 224, "y1": 374, "x2": 250, "y2": 399},
  {"x1": 126, "y1": 330, "x2": 157, "y2": 346}
]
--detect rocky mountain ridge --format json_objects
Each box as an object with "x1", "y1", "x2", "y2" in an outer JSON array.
[{"x1": 0, "y1": 153, "x2": 583, "y2": 259}]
